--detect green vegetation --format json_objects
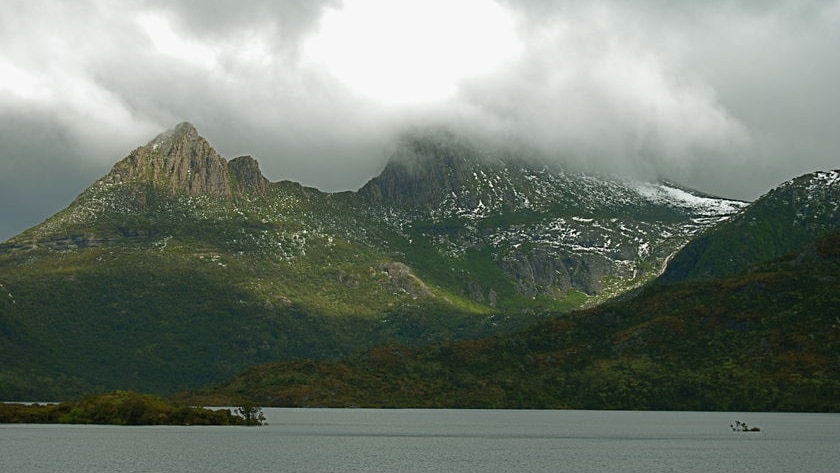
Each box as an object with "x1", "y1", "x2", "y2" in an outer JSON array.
[
  {"x1": 1, "y1": 124, "x2": 835, "y2": 409},
  {"x1": 0, "y1": 391, "x2": 263, "y2": 425},
  {"x1": 181, "y1": 230, "x2": 840, "y2": 412},
  {"x1": 662, "y1": 172, "x2": 840, "y2": 282},
  {"x1": 0, "y1": 244, "x2": 526, "y2": 398},
  {"x1": 0, "y1": 136, "x2": 673, "y2": 399},
  {"x1": 235, "y1": 402, "x2": 266, "y2": 426},
  {"x1": 0, "y1": 169, "x2": 534, "y2": 399}
]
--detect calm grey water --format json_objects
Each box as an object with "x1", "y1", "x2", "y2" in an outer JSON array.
[{"x1": 1, "y1": 409, "x2": 838, "y2": 472}]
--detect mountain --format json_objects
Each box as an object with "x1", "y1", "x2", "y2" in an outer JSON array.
[
  {"x1": 661, "y1": 170, "x2": 840, "y2": 282},
  {"x1": 183, "y1": 169, "x2": 840, "y2": 411},
  {"x1": 182, "y1": 228, "x2": 840, "y2": 412},
  {"x1": 357, "y1": 130, "x2": 746, "y2": 303},
  {"x1": 1, "y1": 123, "x2": 475, "y2": 399},
  {"x1": 0, "y1": 123, "x2": 744, "y2": 399},
  {"x1": 99, "y1": 122, "x2": 269, "y2": 198}
]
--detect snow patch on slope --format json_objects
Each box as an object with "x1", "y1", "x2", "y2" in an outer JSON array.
[
  {"x1": 807, "y1": 170, "x2": 840, "y2": 191},
  {"x1": 633, "y1": 182, "x2": 747, "y2": 216}
]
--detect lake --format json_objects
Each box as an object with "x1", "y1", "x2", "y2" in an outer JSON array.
[{"x1": 1, "y1": 409, "x2": 838, "y2": 472}]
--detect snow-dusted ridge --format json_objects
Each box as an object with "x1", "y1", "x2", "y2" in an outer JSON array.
[
  {"x1": 633, "y1": 181, "x2": 748, "y2": 216},
  {"x1": 804, "y1": 170, "x2": 840, "y2": 194},
  {"x1": 361, "y1": 137, "x2": 752, "y2": 300}
]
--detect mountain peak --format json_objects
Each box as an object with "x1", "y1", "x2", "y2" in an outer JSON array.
[
  {"x1": 359, "y1": 129, "x2": 490, "y2": 207},
  {"x1": 97, "y1": 123, "x2": 268, "y2": 198},
  {"x1": 145, "y1": 121, "x2": 199, "y2": 149},
  {"x1": 229, "y1": 155, "x2": 269, "y2": 193}
]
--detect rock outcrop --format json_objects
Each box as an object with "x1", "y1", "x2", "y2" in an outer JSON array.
[
  {"x1": 499, "y1": 251, "x2": 614, "y2": 296},
  {"x1": 229, "y1": 155, "x2": 270, "y2": 194},
  {"x1": 359, "y1": 131, "x2": 487, "y2": 209},
  {"x1": 377, "y1": 262, "x2": 433, "y2": 298},
  {"x1": 96, "y1": 122, "x2": 269, "y2": 198}
]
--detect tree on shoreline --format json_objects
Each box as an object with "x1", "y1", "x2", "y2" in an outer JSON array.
[{"x1": 236, "y1": 402, "x2": 266, "y2": 426}]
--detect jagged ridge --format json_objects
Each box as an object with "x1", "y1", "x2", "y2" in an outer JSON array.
[{"x1": 94, "y1": 122, "x2": 269, "y2": 198}]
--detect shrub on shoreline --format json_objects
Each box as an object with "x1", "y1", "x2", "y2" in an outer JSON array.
[{"x1": 0, "y1": 391, "x2": 264, "y2": 426}]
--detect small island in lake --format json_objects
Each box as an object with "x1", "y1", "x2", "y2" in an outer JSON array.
[
  {"x1": 0, "y1": 390, "x2": 265, "y2": 426},
  {"x1": 730, "y1": 420, "x2": 760, "y2": 432}
]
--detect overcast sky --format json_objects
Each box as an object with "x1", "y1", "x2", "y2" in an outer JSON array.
[{"x1": 2, "y1": 0, "x2": 839, "y2": 240}]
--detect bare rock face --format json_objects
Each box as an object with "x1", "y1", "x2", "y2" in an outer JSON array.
[
  {"x1": 377, "y1": 262, "x2": 433, "y2": 298},
  {"x1": 100, "y1": 122, "x2": 268, "y2": 198},
  {"x1": 497, "y1": 251, "x2": 613, "y2": 297},
  {"x1": 359, "y1": 131, "x2": 481, "y2": 209},
  {"x1": 229, "y1": 155, "x2": 270, "y2": 194}
]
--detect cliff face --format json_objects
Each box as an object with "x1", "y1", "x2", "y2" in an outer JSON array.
[
  {"x1": 359, "y1": 131, "x2": 487, "y2": 209},
  {"x1": 97, "y1": 122, "x2": 268, "y2": 199},
  {"x1": 3, "y1": 123, "x2": 273, "y2": 250},
  {"x1": 229, "y1": 155, "x2": 270, "y2": 194}
]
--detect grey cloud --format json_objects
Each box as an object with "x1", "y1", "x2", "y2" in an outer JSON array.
[
  {"x1": 469, "y1": 0, "x2": 840, "y2": 197},
  {"x1": 0, "y1": 111, "x2": 111, "y2": 239},
  {"x1": 2, "y1": 0, "x2": 839, "y2": 240},
  {"x1": 144, "y1": 0, "x2": 338, "y2": 41},
  {"x1": 433, "y1": 1, "x2": 752, "y2": 182},
  {"x1": 645, "y1": 0, "x2": 840, "y2": 197}
]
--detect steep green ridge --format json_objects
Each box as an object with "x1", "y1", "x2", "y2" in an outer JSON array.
[
  {"x1": 184, "y1": 229, "x2": 840, "y2": 412},
  {"x1": 661, "y1": 170, "x2": 840, "y2": 282},
  {"x1": 0, "y1": 123, "x2": 744, "y2": 400}
]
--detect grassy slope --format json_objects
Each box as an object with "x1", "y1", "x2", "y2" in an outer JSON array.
[
  {"x1": 662, "y1": 172, "x2": 840, "y2": 282},
  {"x1": 182, "y1": 230, "x2": 840, "y2": 412},
  {"x1": 0, "y1": 183, "x2": 548, "y2": 400}
]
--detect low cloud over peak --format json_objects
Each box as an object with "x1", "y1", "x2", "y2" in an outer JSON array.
[{"x1": 2, "y1": 0, "x2": 839, "y2": 240}]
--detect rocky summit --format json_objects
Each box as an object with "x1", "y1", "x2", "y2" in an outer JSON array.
[
  {"x1": 92, "y1": 122, "x2": 269, "y2": 199},
  {"x1": 0, "y1": 123, "x2": 751, "y2": 398}
]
